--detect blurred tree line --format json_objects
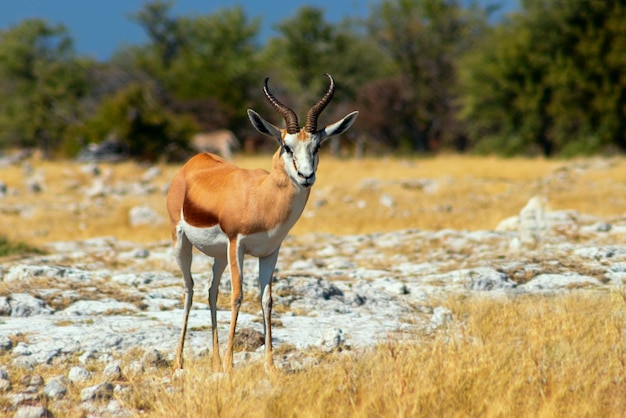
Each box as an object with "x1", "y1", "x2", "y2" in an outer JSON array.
[{"x1": 0, "y1": 0, "x2": 624, "y2": 161}]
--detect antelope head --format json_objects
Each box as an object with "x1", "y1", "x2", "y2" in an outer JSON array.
[{"x1": 247, "y1": 74, "x2": 359, "y2": 188}]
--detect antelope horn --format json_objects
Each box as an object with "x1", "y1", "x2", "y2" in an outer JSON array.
[
  {"x1": 263, "y1": 77, "x2": 299, "y2": 134},
  {"x1": 305, "y1": 73, "x2": 335, "y2": 133}
]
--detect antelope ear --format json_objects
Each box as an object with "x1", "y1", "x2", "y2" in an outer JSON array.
[
  {"x1": 319, "y1": 111, "x2": 359, "y2": 143},
  {"x1": 247, "y1": 109, "x2": 283, "y2": 144}
]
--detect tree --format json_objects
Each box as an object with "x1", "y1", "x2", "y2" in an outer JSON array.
[
  {"x1": 264, "y1": 7, "x2": 389, "y2": 123},
  {"x1": 126, "y1": 3, "x2": 262, "y2": 135},
  {"x1": 169, "y1": 7, "x2": 261, "y2": 116},
  {"x1": 129, "y1": 0, "x2": 183, "y2": 70},
  {"x1": 0, "y1": 19, "x2": 90, "y2": 155},
  {"x1": 460, "y1": 0, "x2": 626, "y2": 156},
  {"x1": 75, "y1": 82, "x2": 197, "y2": 162},
  {"x1": 367, "y1": 0, "x2": 489, "y2": 152}
]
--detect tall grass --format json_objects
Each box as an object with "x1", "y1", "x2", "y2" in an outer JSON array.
[
  {"x1": 2, "y1": 155, "x2": 626, "y2": 416},
  {"x1": 136, "y1": 292, "x2": 626, "y2": 417}
]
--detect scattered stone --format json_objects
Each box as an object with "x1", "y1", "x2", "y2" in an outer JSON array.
[
  {"x1": 80, "y1": 163, "x2": 101, "y2": 176},
  {"x1": 128, "y1": 205, "x2": 165, "y2": 227},
  {"x1": 61, "y1": 299, "x2": 139, "y2": 316},
  {"x1": 142, "y1": 166, "x2": 161, "y2": 182},
  {"x1": 521, "y1": 273, "x2": 601, "y2": 291},
  {"x1": 581, "y1": 222, "x2": 612, "y2": 233},
  {"x1": 85, "y1": 178, "x2": 108, "y2": 197},
  {"x1": 26, "y1": 179, "x2": 43, "y2": 194},
  {"x1": 44, "y1": 377, "x2": 68, "y2": 399},
  {"x1": 430, "y1": 306, "x2": 453, "y2": 329},
  {"x1": 81, "y1": 382, "x2": 114, "y2": 402},
  {"x1": 34, "y1": 348, "x2": 61, "y2": 365},
  {"x1": 0, "y1": 334, "x2": 12, "y2": 350},
  {"x1": 290, "y1": 260, "x2": 316, "y2": 270},
  {"x1": 379, "y1": 194, "x2": 395, "y2": 209},
  {"x1": 13, "y1": 342, "x2": 32, "y2": 356},
  {"x1": 103, "y1": 363, "x2": 122, "y2": 381},
  {"x1": 518, "y1": 195, "x2": 548, "y2": 246},
  {"x1": 9, "y1": 294, "x2": 53, "y2": 317},
  {"x1": 79, "y1": 350, "x2": 97, "y2": 365},
  {"x1": 126, "y1": 361, "x2": 145, "y2": 377},
  {"x1": 12, "y1": 356, "x2": 37, "y2": 370},
  {"x1": 467, "y1": 268, "x2": 517, "y2": 291},
  {"x1": 319, "y1": 328, "x2": 347, "y2": 352},
  {"x1": 28, "y1": 374, "x2": 44, "y2": 387},
  {"x1": 0, "y1": 380, "x2": 11, "y2": 393},
  {"x1": 143, "y1": 349, "x2": 168, "y2": 368},
  {"x1": 133, "y1": 248, "x2": 150, "y2": 258},
  {"x1": 389, "y1": 282, "x2": 410, "y2": 295},
  {"x1": 13, "y1": 405, "x2": 52, "y2": 418},
  {"x1": 68, "y1": 366, "x2": 92, "y2": 383},
  {"x1": 172, "y1": 368, "x2": 186, "y2": 380},
  {"x1": 107, "y1": 399, "x2": 125, "y2": 414},
  {"x1": 0, "y1": 297, "x2": 11, "y2": 316},
  {"x1": 4, "y1": 265, "x2": 67, "y2": 282}
]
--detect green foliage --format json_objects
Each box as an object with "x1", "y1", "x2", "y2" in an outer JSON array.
[
  {"x1": 0, "y1": 236, "x2": 44, "y2": 257},
  {"x1": 366, "y1": 0, "x2": 489, "y2": 151},
  {"x1": 128, "y1": 3, "x2": 262, "y2": 132},
  {"x1": 0, "y1": 19, "x2": 91, "y2": 155},
  {"x1": 75, "y1": 83, "x2": 198, "y2": 161},
  {"x1": 460, "y1": 0, "x2": 626, "y2": 156},
  {"x1": 1, "y1": 0, "x2": 625, "y2": 158},
  {"x1": 264, "y1": 7, "x2": 389, "y2": 118},
  {"x1": 171, "y1": 7, "x2": 261, "y2": 113},
  {"x1": 129, "y1": 0, "x2": 182, "y2": 70}
]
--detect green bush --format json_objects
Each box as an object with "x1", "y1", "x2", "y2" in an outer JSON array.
[
  {"x1": 0, "y1": 236, "x2": 44, "y2": 257},
  {"x1": 73, "y1": 83, "x2": 198, "y2": 162}
]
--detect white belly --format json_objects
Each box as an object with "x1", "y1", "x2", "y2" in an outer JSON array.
[
  {"x1": 179, "y1": 190, "x2": 307, "y2": 260},
  {"x1": 180, "y1": 220, "x2": 291, "y2": 259},
  {"x1": 181, "y1": 221, "x2": 229, "y2": 258}
]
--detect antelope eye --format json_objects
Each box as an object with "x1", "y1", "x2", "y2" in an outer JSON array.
[{"x1": 283, "y1": 145, "x2": 293, "y2": 155}]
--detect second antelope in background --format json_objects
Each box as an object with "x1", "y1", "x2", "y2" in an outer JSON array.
[
  {"x1": 166, "y1": 74, "x2": 358, "y2": 372},
  {"x1": 190, "y1": 129, "x2": 239, "y2": 161}
]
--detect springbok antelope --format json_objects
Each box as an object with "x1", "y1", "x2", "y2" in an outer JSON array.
[
  {"x1": 166, "y1": 74, "x2": 358, "y2": 372},
  {"x1": 191, "y1": 129, "x2": 240, "y2": 161}
]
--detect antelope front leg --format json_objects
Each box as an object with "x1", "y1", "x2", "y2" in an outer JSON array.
[
  {"x1": 224, "y1": 239, "x2": 244, "y2": 371},
  {"x1": 259, "y1": 248, "x2": 280, "y2": 373}
]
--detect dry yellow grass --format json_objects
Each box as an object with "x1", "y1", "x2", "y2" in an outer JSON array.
[
  {"x1": 1, "y1": 154, "x2": 625, "y2": 246},
  {"x1": 120, "y1": 292, "x2": 626, "y2": 417},
  {"x1": 2, "y1": 154, "x2": 626, "y2": 416}
]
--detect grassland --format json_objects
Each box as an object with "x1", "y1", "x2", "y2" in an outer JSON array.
[
  {"x1": 2, "y1": 154, "x2": 626, "y2": 416},
  {"x1": 1, "y1": 154, "x2": 626, "y2": 246},
  {"x1": 14, "y1": 293, "x2": 623, "y2": 417},
  {"x1": 144, "y1": 293, "x2": 626, "y2": 417}
]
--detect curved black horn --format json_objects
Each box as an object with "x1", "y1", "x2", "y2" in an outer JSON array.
[
  {"x1": 263, "y1": 77, "x2": 299, "y2": 134},
  {"x1": 305, "y1": 73, "x2": 335, "y2": 133}
]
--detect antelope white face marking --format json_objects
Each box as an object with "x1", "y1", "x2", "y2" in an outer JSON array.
[{"x1": 281, "y1": 133, "x2": 320, "y2": 188}]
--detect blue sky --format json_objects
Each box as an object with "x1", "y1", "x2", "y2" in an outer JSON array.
[{"x1": 0, "y1": 1, "x2": 518, "y2": 61}]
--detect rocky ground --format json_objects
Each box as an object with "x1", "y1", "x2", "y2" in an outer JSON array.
[{"x1": 2, "y1": 194, "x2": 626, "y2": 416}]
